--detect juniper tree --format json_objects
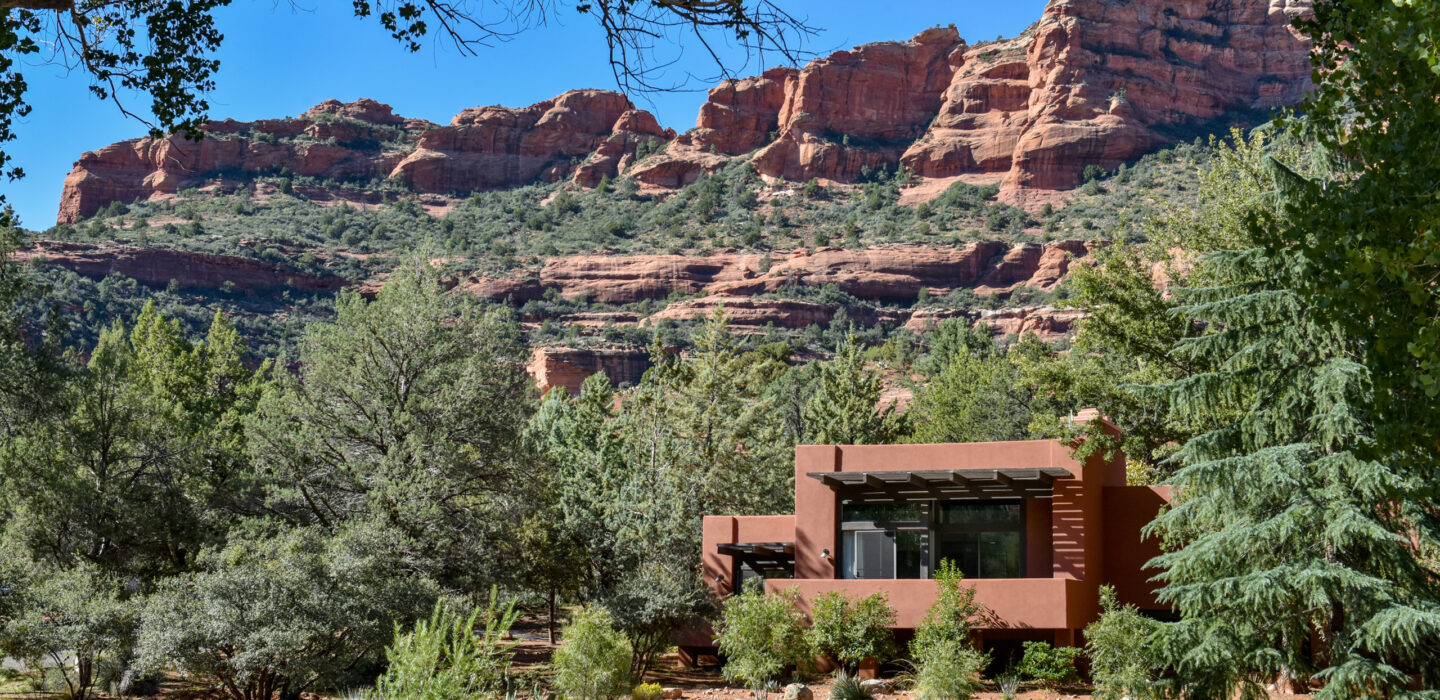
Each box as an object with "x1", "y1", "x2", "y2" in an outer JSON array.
[{"x1": 802, "y1": 336, "x2": 906, "y2": 445}]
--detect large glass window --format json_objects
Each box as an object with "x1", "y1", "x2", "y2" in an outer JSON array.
[
  {"x1": 840, "y1": 499, "x2": 1025, "y2": 580},
  {"x1": 841, "y1": 503, "x2": 927, "y2": 580}
]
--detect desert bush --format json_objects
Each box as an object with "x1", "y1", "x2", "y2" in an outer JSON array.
[
  {"x1": 715, "y1": 581, "x2": 808, "y2": 700},
  {"x1": 0, "y1": 567, "x2": 137, "y2": 700},
  {"x1": 910, "y1": 637, "x2": 986, "y2": 700},
  {"x1": 371, "y1": 590, "x2": 519, "y2": 699},
  {"x1": 910, "y1": 560, "x2": 987, "y2": 658},
  {"x1": 996, "y1": 669, "x2": 1021, "y2": 700},
  {"x1": 1084, "y1": 585, "x2": 1162, "y2": 699},
  {"x1": 631, "y1": 682, "x2": 664, "y2": 700},
  {"x1": 804, "y1": 591, "x2": 897, "y2": 670},
  {"x1": 551, "y1": 607, "x2": 633, "y2": 700},
  {"x1": 136, "y1": 527, "x2": 434, "y2": 700},
  {"x1": 1017, "y1": 641, "x2": 1081, "y2": 689}
]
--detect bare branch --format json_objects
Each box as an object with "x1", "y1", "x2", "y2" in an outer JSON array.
[{"x1": 0, "y1": 0, "x2": 72, "y2": 10}]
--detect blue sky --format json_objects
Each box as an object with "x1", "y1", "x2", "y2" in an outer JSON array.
[{"x1": 5, "y1": 0, "x2": 1048, "y2": 227}]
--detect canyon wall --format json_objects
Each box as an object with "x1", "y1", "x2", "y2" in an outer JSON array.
[{"x1": 57, "y1": 0, "x2": 1312, "y2": 223}]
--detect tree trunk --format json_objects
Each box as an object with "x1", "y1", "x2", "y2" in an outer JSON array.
[
  {"x1": 76, "y1": 655, "x2": 92, "y2": 700},
  {"x1": 548, "y1": 589, "x2": 557, "y2": 645}
]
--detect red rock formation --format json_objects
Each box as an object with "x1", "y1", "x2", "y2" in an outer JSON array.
[
  {"x1": 58, "y1": 99, "x2": 428, "y2": 223},
  {"x1": 751, "y1": 27, "x2": 966, "y2": 183},
  {"x1": 572, "y1": 109, "x2": 674, "y2": 188},
  {"x1": 392, "y1": 90, "x2": 648, "y2": 192},
  {"x1": 692, "y1": 67, "x2": 796, "y2": 155},
  {"x1": 526, "y1": 345, "x2": 651, "y2": 395},
  {"x1": 469, "y1": 241, "x2": 1092, "y2": 306},
  {"x1": 975, "y1": 306, "x2": 1085, "y2": 343},
  {"x1": 904, "y1": 0, "x2": 1313, "y2": 189},
  {"x1": 644, "y1": 296, "x2": 836, "y2": 330},
  {"x1": 58, "y1": 93, "x2": 672, "y2": 223},
  {"x1": 58, "y1": 0, "x2": 1314, "y2": 222},
  {"x1": 17, "y1": 242, "x2": 346, "y2": 293}
]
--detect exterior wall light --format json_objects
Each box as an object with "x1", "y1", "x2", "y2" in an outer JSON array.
[
  {"x1": 821, "y1": 548, "x2": 831, "y2": 560},
  {"x1": 715, "y1": 573, "x2": 726, "y2": 584}
]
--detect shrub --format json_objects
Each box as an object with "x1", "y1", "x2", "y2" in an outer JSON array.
[
  {"x1": 804, "y1": 591, "x2": 897, "y2": 670},
  {"x1": 631, "y1": 682, "x2": 665, "y2": 700},
  {"x1": 1081, "y1": 164, "x2": 1106, "y2": 183},
  {"x1": 1017, "y1": 641, "x2": 1081, "y2": 689},
  {"x1": 829, "y1": 670, "x2": 874, "y2": 700},
  {"x1": 715, "y1": 581, "x2": 808, "y2": 700},
  {"x1": 910, "y1": 560, "x2": 986, "y2": 658},
  {"x1": 372, "y1": 590, "x2": 519, "y2": 699},
  {"x1": 1084, "y1": 586, "x2": 1161, "y2": 700},
  {"x1": 551, "y1": 607, "x2": 633, "y2": 700},
  {"x1": 910, "y1": 638, "x2": 986, "y2": 700},
  {"x1": 136, "y1": 528, "x2": 433, "y2": 700}
]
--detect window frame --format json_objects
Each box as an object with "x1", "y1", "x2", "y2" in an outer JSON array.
[{"x1": 838, "y1": 498, "x2": 1028, "y2": 580}]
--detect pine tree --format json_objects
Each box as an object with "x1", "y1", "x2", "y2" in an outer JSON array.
[
  {"x1": 1140, "y1": 3, "x2": 1440, "y2": 695},
  {"x1": 803, "y1": 336, "x2": 905, "y2": 445}
]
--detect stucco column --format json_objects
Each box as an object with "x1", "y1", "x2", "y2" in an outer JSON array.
[
  {"x1": 702, "y1": 516, "x2": 738, "y2": 596},
  {"x1": 794, "y1": 445, "x2": 840, "y2": 580}
]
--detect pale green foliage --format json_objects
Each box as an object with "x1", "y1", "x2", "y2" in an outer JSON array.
[
  {"x1": 246, "y1": 256, "x2": 535, "y2": 589},
  {"x1": 1084, "y1": 586, "x2": 1160, "y2": 700},
  {"x1": 802, "y1": 337, "x2": 906, "y2": 445},
  {"x1": 910, "y1": 638, "x2": 985, "y2": 700},
  {"x1": 135, "y1": 526, "x2": 434, "y2": 700},
  {"x1": 715, "y1": 582, "x2": 808, "y2": 700},
  {"x1": 372, "y1": 591, "x2": 519, "y2": 700},
  {"x1": 528, "y1": 313, "x2": 792, "y2": 680},
  {"x1": 0, "y1": 567, "x2": 136, "y2": 700},
  {"x1": 803, "y1": 591, "x2": 897, "y2": 669},
  {"x1": 631, "y1": 682, "x2": 664, "y2": 700},
  {"x1": 910, "y1": 560, "x2": 986, "y2": 657},
  {"x1": 1016, "y1": 641, "x2": 1080, "y2": 688},
  {"x1": 551, "y1": 607, "x2": 633, "y2": 700}
]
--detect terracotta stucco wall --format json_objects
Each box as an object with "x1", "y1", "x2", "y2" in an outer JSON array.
[{"x1": 1102, "y1": 485, "x2": 1172, "y2": 610}]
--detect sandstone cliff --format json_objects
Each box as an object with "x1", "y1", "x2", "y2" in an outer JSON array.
[
  {"x1": 58, "y1": 93, "x2": 672, "y2": 223},
  {"x1": 466, "y1": 241, "x2": 1096, "y2": 306},
  {"x1": 57, "y1": 0, "x2": 1312, "y2": 223}
]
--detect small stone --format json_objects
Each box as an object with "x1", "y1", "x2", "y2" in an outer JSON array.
[
  {"x1": 783, "y1": 683, "x2": 812, "y2": 700},
  {"x1": 663, "y1": 688, "x2": 683, "y2": 700},
  {"x1": 858, "y1": 679, "x2": 891, "y2": 694}
]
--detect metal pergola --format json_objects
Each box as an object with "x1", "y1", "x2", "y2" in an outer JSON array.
[
  {"x1": 715, "y1": 541, "x2": 796, "y2": 577},
  {"x1": 807, "y1": 467, "x2": 1073, "y2": 502}
]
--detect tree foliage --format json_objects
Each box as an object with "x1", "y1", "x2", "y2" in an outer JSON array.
[
  {"x1": 246, "y1": 259, "x2": 536, "y2": 588},
  {"x1": 136, "y1": 526, "x2": 434, "y2": 700},
  {"x1": 715, "y1": 581, "x2": 808, "y2": 700}
]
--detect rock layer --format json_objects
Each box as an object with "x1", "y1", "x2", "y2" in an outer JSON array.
[
  {"x1": 469, "y1": 241, "x2": 1096, "y2": 306},
  {"x1": 58, "y1": 94, "x2": 671, "y2": 222},
  {"x1": 526, "y1": 345, "x2": 651, "y2": 395},
  {"x1": 17, "y1": 242, "x2": 346, "y2": 293},
  {"x1": 58, "y1": 0, "x2": 1313, "y2": 222}
]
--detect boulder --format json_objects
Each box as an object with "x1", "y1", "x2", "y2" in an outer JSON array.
[
  {"x1": 858, "y1": 679, "x2": 892, "y2": 694},
  {"x1": 783, "y1": 683, "x2": 812, "y2": 700}
]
